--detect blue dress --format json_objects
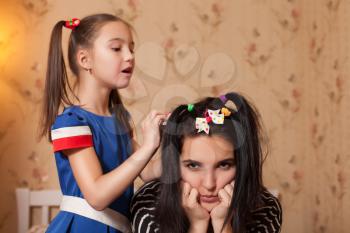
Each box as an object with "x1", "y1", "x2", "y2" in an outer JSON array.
[{"x1": 46, "y1": 106, "x2": 133, "y2": 233}]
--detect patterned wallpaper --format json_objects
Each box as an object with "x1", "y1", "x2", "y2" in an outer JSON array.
[{"x1": 0, "y1": 0, "x2": 349, "y2": 232}]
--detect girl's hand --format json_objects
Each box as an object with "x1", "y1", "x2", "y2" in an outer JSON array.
[
  {"x1": 210, "y1": 182, "x2": 234, "y2": 233},
  {"x1": 181, "y1": 182, "x2": 210, "y2": 233},
  {"x1": 141, "y1": 110, "x2": 168, "y2": 152}
]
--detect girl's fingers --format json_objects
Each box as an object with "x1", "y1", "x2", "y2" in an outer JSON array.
[
  {"x1": 149, "y1": 110, "x2": 167, "y2": 119},
  {"x1": 153, "y1": 114, "x2": 168, "y2": 126},
  {"x1": 149, "y1": 110, "x2": 159, "y2": 119}
]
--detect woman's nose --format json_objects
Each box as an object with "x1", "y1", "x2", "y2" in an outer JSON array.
[{"x1": 202, "y1": 172, "x2": 216, "y2": 191}]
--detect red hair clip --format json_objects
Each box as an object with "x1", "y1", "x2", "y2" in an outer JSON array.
[{"x1": 64, "y1": 18, "x2": 80, "y2": 30}]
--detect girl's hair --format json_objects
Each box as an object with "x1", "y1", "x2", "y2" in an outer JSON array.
[
  {"x1": 157, "y1": 92, "x2": 267, "y2": 233},
  {"x1": 40, "y1": 13, "x2": 133, "y2": 140}
]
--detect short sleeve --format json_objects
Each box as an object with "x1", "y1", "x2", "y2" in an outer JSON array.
[
  {"x1": 131, "y1": 180, "x2": 160, "y2": 233},
  {"x1": 51, "y1": 111, "x2": 94, "y2": 152},
  {"x1": 247, "y1": 191, "x2": 282, "y2": 232}
]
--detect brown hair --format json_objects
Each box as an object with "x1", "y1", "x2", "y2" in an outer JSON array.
[{"x1": 40, "y1": 14, "x2": 133, "y2": 140}]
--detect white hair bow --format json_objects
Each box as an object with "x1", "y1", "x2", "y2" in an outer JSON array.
[{"x1": 195, "y1": 109, "x2": 225, "y2": 134}]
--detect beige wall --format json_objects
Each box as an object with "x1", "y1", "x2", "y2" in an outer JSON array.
[{"x1": 0, "y1": 0, "x2": 349, "y2": 232}]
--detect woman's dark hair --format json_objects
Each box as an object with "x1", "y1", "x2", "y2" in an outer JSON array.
[
  {"x1": 157, "y1": 92, "x2": 267, "y2": 233},
  {"x1": 40, "y1": 13, "x2": 133, "y2": 140}
]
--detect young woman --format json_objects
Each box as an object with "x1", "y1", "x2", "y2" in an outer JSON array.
[{"x1": 131, "y1": 92, "x2": 282, "y2": 233}]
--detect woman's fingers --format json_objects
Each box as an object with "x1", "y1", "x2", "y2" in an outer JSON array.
[
  {"x1": 182, "y1": 182, "x2": 200, "y2": 209},
  {"x1": 224, "y1": 182, "x2": 234, "y2": 197},
  {"x1": 188, "y1": 188, "x2": 199, "y2": 207},
  {"x1": 218, "y1": 189, "x2": 231, "y2": 206},
  {"x1": 182, "y1": 182, "x2": 190, "y2": 200}
]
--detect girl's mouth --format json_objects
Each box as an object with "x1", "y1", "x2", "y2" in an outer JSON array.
[{"x1": 121, "y1": 67, "x2": 133, "y2": 74}]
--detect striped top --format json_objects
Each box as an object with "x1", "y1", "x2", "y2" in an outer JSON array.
[{"x1": 131, "y1": 180, "x2": 282, "y2": 233}]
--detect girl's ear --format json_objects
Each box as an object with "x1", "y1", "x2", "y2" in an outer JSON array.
[{"x1": 77, "y1": 49, "x2": 92, "y2": 71}]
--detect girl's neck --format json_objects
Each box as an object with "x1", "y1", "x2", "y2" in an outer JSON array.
[{"x1": 75, "y1": 78, "x2": 112, "y2": 116}]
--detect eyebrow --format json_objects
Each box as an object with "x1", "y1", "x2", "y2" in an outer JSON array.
[
  {"x1": 181, "y1": 158, "x2": 234, "y2": 165},
  {"x1": 108, "y1": 38, "x2": 134, "y2": 45},
  {"x1": 182, "y1": 159, "x2": 201, "y2": 164}
]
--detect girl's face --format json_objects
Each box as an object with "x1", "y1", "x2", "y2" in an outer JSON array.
[
  {"x1": 180, "y1": 135, "x2": 236, "y2": 212},
  {"x1": 90, "y1": 21, "x2": 134, "y2": 89}
]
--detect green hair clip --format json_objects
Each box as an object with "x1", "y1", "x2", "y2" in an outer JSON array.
[{"x1": 187, "y1": 104, "x2": 194, "y2": 112}]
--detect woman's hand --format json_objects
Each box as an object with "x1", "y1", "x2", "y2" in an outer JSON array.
[
  {"x1": 141, "y1": 110, "x2": 168, "y2": 152},
  {"x1": 210, "y1": 182, "x2": 234, "y2": 233},
  {"x1": 181, "y1": 182, "x2": 210, "y2": 233}
]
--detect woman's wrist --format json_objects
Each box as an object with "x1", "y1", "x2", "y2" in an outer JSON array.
[
  {"x1": 212, "y1": 220, "x2": 232, "y2": 233},
  {"x1": 188, "y1": 221, "x2": 209, "y2": 233}
]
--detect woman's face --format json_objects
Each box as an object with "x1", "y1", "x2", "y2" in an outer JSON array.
[{"x1": 180, "y1": 135, "x2": 236, "y2": 212}]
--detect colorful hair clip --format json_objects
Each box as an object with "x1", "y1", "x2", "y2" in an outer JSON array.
[
  {"x1": 64, "y1": 18, "x2": 80, "y2": 30},
  {"x1": 221, "y1": 107, "x2": 231, "y2": 117},
  {"x1": 187, "y1": 104, "x2": 194, "y2": 112},
  {"x1": 219, "y1": 94, "x2": 228, "y2": 104},
  {"x1": 195, "y1": 109, "x2": 225, "y2": 134}
]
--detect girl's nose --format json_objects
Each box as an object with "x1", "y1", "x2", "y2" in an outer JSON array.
[
  {"x1": 202, "y1": 172, "x2": 216, "y2": 191},
  {"x1": 123, "y1": 48, "x2": 134, "y2": 61}
]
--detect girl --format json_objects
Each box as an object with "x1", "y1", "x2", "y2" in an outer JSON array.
[
  {"x1": 131, "y1": 92, "x2": 282, "y2": 233},
  {"x1": 40, "y1": 14, "x2": 167, "y2": 233}
]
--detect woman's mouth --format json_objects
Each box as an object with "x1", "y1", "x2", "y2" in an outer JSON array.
[{"x1": 200, "y1": 195, "x2": 219, "y2": 203}]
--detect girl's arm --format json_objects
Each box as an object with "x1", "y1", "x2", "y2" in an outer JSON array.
[
  {"x1": 65, "y1": 111, "x2": 167, "y2": 211},
  {"x1": 66, "y1": 144, "x2": 155, "y2": 210},
  {"x1": 132, "y1": 139, "x2": 161, "y2": 182}
]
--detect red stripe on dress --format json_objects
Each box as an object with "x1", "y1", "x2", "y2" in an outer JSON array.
[{"x1": 52, "y1": 135, "x2": 93, "y2": 152}]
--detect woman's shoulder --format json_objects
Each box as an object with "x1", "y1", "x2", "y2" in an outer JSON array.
[
  {"x1": 131, "y1": 180, "x2": 161, "y2": 203},
  {"x1": 258, "y1": 189, "x2": 282, "y2": 211},
  {"x1": 131, "y1": 180, "x2": 161, "y2": 233},
  {"x1": 247, "y1": 189, "x2": 282, "y2": 232}
]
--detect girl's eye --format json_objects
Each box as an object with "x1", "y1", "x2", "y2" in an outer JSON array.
[{"x1": 112, "y1": 47, "x2": 121, "y2": 52}]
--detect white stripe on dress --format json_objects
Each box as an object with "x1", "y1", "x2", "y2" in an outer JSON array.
[{"x1": 51, "y1": 126, "x2": 92, "y2": 140}]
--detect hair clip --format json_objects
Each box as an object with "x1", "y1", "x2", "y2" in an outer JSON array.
[
  {"x1": 64, "y1": 18, "x2": 80, "y2": 30},
  {"x1": 195, "y1": 109, "x2": 225, "y2": 134},
  {"x1": 219, "y1": 94, "x2": 228, "y2": 104},
  {"x1": 187, "y1": 104, "x2": 194, "y2": 112},
  {"x1": 221, "y1": 107, "x2": 231, "y2": 117}
]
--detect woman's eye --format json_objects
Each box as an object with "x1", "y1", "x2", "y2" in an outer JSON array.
[
  {"x1": 112, "y1": 47, "x2": 121, "y2": 52},
  {"x1": 219, "y1": 163, "x2": 233, "y2": 170},
  {"x1": 186, "y1": 163, "x2": 199, "y2": 169}
]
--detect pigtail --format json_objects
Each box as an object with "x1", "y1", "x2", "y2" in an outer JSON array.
[
  {"x1": 40, "y1": 21, "x2": 74, "y2": 140},
  {"x1": 157, "y1": 104, "x2": 190, "y2": 233},
  {"x1": 222, "y1": 92, "x2": 264, "y2": 233}
]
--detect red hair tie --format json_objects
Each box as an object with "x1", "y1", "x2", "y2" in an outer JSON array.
[{"x1": 64, "y1": 18, "x2": 80, "y2": 30}]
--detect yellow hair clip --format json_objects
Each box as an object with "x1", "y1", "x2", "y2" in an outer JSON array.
[{"x1": 221, "y1": 107, "x2": 231, "y2": 117}]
